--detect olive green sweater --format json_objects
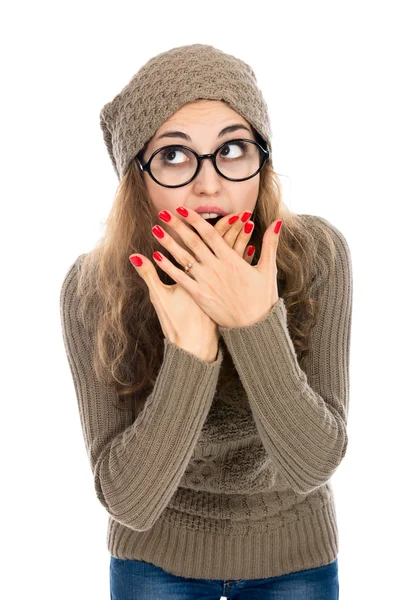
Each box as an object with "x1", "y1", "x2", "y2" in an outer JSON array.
[{"x1": 59, "y1": 214, "x2": 352, "y2": 580}]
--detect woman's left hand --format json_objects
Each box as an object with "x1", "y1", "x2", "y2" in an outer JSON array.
[{"x1": 151, "y1": 206, "x2": 283, "y2": 328}]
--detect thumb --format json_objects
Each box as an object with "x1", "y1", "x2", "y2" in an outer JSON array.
[{"x1": 256, "y1": 219, "x2": 283, "y2": 273}]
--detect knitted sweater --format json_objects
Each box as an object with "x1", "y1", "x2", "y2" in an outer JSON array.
[{"x1": 59, "y1": 214, "x2": 352, "y2": 581}]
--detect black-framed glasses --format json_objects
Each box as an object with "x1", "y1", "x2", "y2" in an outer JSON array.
[{"x1": 135, "y1": 138, "x2": 270, "y2": 188}]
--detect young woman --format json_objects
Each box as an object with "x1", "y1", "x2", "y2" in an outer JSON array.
[{"x1": 60, "y1": 43, "x2": 351, "y2": 599}]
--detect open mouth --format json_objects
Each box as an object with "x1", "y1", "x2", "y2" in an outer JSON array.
[
  {"x1": 202, "y1": 215, "x2": 224, "y2": 226},
  {"x1": 188, "y1": 215, "x2": 223, "y2": 232}
]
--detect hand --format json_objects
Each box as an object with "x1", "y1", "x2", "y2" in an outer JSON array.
[
  {"x1": 129, "y1": 211, "x2": 258, "y2": 362},
  {"x1": 150, "y1": 206, "x2": 283, "y2": 328}
]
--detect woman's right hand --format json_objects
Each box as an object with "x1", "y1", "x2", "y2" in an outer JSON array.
[{"x1": 129, "y1": 212, "x2": 256, "y2": 363}]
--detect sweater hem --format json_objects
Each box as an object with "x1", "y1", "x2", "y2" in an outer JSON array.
[{"x1": 106, "y1": 497, "x2": 339, "y2": 580}]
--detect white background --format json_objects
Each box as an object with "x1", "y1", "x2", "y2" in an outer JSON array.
[{"x1": 2, "y1": 1, "x2": 398, "y2": 598}]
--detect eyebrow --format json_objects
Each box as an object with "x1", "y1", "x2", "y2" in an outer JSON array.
[{"x1": 154, "y1": 123, "x2": 252, "y2": 143}]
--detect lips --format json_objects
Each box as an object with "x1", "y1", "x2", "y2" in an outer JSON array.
[{"x1": 194, "y1": 206, "x2": 228, "y2": 216}]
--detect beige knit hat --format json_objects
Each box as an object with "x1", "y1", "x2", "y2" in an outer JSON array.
[{"x1": 99, "y1": 43, "x2": 273, "y2": 181}]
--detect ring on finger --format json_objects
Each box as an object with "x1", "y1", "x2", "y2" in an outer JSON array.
[{"x1": 184, "y1": 258, "x2": 197, "y2": 274}]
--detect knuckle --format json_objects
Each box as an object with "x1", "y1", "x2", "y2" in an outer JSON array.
[
  {"x1": 186, "y1": 232, "x2": 202, "y2": 251},
  {"x1": 202, "y1": 227, "x2": 215, "y2": 243},
  {"x1": 141, "y1": 268, "x2": 154, "y2": 282},
  {"x1": 181, "y1": 252, "x2": 194, "y2": 268}
]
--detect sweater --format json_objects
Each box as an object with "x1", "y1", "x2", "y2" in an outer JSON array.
[{"x1": 59, "y1": 213, "x2": 352, "y2": 581}]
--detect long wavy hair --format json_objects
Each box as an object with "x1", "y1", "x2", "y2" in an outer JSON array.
[{"x1": 75, "y1": 124, "x2": 336, "y2": 420}]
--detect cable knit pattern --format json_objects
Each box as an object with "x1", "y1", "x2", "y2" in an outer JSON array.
[
  {"x1": 59, "y1": 214, "x2": 352, "y2": 580},
  {"x1": 99, "y1": 43, "x2": 273, "y2": 181}
]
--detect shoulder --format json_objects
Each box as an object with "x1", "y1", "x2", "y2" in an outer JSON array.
[
  {"x1": 59, "y1": 253, "x2": 88, "y2": 316},
  {"x1": 298, "y1": 213, "x2": 353, "y2": 292},
  {"x1": 298, "y1": 213, "x2": 351, "y2": 258},
  {"x1": 60, "y1": 252, "x2": 86, "y2": 288}
]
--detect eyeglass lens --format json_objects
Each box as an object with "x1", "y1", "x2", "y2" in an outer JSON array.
[{"x1": 150, "y1": 140, "x2": 263, "y2": 186}]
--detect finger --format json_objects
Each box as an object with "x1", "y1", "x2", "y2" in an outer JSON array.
[
  {"x1": 214, "y1": 211, "x2": 252, "y2": 248},
  {"x1": 172, "y1": 206, "x2": 248, "y2": 262},
  {"x1": 228, "y1": 219, "x2": 255, "y2": 259},
  {"x1": 149, "y1": 249, "x2": 200, "y2": 296},
  {"x1": 128, "y1": 252, "x2": 170, "y2": 304},
  {"x1": 151, "y1": 224, "x2": 201, "y2": 281},
  {"x1": 214, "y1": 211, "x2": 255, "y2": 263},
  {"x1": 128, "y1": 253, "x2": 173, "y2": 288},
  {"x1": 243, "y1": 244, "x2": 256, "y2": 265},
  {"x1": 214, "y1": 214, "x2": 256, "y2": 263},
  {"x1": 159, "y1": 208, "x2": 220, "y2": 264}
]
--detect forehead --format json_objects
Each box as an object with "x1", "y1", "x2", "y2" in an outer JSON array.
[{"x1": 140, "y1": 100, "x2": 257, "y2": 157}]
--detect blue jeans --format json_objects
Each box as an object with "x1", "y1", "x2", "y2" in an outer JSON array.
[{"x1": 109, "y1": 556, "x2": 339, "y2": 599}]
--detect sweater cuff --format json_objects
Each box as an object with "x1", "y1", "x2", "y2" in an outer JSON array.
[{"x1": 219, "y1": 297, "x2": 305, "y2": 390}]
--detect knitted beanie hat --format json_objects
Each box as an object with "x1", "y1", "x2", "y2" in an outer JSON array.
[{"x1": 99, "y1": 43, "x2": 273, "y2": 182}]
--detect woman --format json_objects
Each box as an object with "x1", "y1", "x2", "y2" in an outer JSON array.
[{"x1": 60, "y1": 43, "x2": 352, "y2": 599}]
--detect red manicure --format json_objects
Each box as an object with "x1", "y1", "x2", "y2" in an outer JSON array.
[
  {"x1": 158, "y1": 210, "x2": 172, "y2": 222},
  {"x1": 176, "y1": 206, "x2": 189, "y2": 217},
  {"x1": 152, "y1": 225, "x2": 164, "y2": 239},
  {"x1": 244, "y1": 221, "x2": 254, "y2": 234},
  {"x1": 130, "y1": 256, "x2": 142, "y2": 267}
]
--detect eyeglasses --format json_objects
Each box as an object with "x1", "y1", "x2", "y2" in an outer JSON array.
[{"x1": 135, "y1": 138, "x2": 270, "y2": 188}]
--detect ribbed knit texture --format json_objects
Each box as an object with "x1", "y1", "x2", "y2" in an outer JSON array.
[
  {"x1": 59, "y1": 214, "x2": 352, "y2": 581},
  {"x1": 99, "y1": 43, "x2": 273, "y2": 182}
]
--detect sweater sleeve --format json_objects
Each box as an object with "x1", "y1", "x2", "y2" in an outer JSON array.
[
  {"x1": 59, "y1": 256, "x2": 224, "y2": 531},
  {"x1": 219, "y1": 216, "x2": 353, "y2": 495}
]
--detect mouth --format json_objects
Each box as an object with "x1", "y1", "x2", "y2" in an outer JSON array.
[
  {"x1": 188, "y1": 215, "x2": 224, "y2": 231},
  {"x1": 205, "y1": 215, "x2": 223, "y2": 226},
  {"x1": 187, "y1": 215, "x2": 224, "y2": 233}
]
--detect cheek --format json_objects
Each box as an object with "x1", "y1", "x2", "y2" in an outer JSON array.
[
  {"x1": 147, "y1": 184, "x2": 169, "y2": 213},
  {"x1": 147, "y1": 182, "x2": 187, "y2": 217},
  {"x1": 228, "y1": 179, "x2": 259, "y2": 213},
  {"x1": 242, "y1": 177, "x2": 260, "y2": 203}
]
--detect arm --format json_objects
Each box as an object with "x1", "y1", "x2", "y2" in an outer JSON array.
[
  {"x1": 60, "y1": 256, "x2": 224, "y2": 531},
  {"x1": 219, "y1": 217, "x2": 353, "y2": 495}
]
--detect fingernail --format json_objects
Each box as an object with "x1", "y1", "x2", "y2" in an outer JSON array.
[
  {"x1": 228, "y1": 215, "x2": 240, "y2": 224},
  {"x1": 130, "y1": 255, "x2": 142, "y2": 267},
  {"x1": 274, "y1": 220, "x2": 283, "y2": 234},
  {"x1": 241, "y1": 211, "x2": 252, "y2": 222},
  {"x1": 176, "y1": 206, "x2": 189, "y2": 217},
  {"x1": 153, "y1": 251, "x2": 163, "y2": 262},
  {"x1": 244, "y1": 221, "x2": 254, "y2": 234},
  {"x1": 247, "y1": 245, "x2": 255, "y2": 256},
  {"x1": 152, "y1": 225, "x2": 165, "y2": 239},
  {"x1": 158, "y1": 210, "x2": 171, "y2": 222}
]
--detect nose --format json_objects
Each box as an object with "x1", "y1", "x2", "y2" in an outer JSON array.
[{"x1": 195, "y1": 155, "x2": 221, "y2": 182}]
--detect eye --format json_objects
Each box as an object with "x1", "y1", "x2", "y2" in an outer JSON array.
[
  {"x1": 159, "y1": 147, "x2": 191, "y2": 165},
  {"x1": 219, "y1": 141, "x2": 249, "y2": 159}
]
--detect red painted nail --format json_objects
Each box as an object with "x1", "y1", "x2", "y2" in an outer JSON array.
[
  {"x1": 244, "y1": 221, "x2": 254, "y2": 234},
  {"x1": 158, "y1": 210, "x2": 171, "y2": 222},
  {"x1": 274, "y1": 220, "x2": 283, "y2": 234},
  {"x1": 228, "y1": 215, "x2": 240, "y2": 224},
  {"x1": 176, "y1": 206, "x2": 189, "y2": 217},
  {"x1": 152, "y1": 225, "x2": 164, "y2": 239},
  {"x1": 241, "y1": 211, "x2": 252, "y2": 222},
  {"x1": 130, "y1": 255, "x2": 143, "y2": 267},
  {"x1": 153, "y1": 251, "x2": 163, "y2": 262},
  {"x1": 247, "y1": 245, "x2": 255, "y2": 256}
]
